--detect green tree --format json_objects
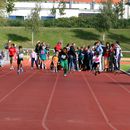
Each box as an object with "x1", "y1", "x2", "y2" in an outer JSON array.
[
  {"x1": 58, "y1": 1, "x2": 66, "y2": 16},
  {"x1": 94, "y1": 13, "x2": 111, "y2": 41},
  {"x1": 0, "y1": 0, "x2": 15, "y2": 25},
  {"x1": 0, "y1": 0, "x2": 15, "y2": 16},
  {"x1": 6, "y1": 0, "x2": 15, "y2": 14},
  {"x1": 50, "y1": 4, "x2": 56, "y2": 26},
  {"x1": 25, "y1": 3, "x2": 41, "y2": 45},
  {"x1": 0, "y1": 0, "x2": 4, "y2": 17},
  {"x1": 114, "y1": 0, "x2": 124, "y2": 19},
  {"x1": 113, "y1": 0, "x2": 125, "y2": 28},
  {"x1": 94, "y1": 0, "x2": 113, "y2": 41},
  {"x1": 51, "y1": 6, "x2": 56, "y2": 16}
]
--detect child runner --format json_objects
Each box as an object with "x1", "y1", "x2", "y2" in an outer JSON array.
[
  {"x1": 46, "y1": 44, "x2": 50, "y2": 60},
  {"x1": 0, "y1": 50, "x2": 5, "y2": 67},
  {"x1": 59, "y1": 47, "x2": 68, "y2": 77},
  {"x1": 17, "y1": 46, "x2": 24, "y2": 75},
  {"x1": 78, "y1": 47, "x2": 84, "y2": 70},
  {"x1": 92, "y1": 52, "x2": 100, "y2": 76},
  {"x1": 35, "y1": 41, "x2": 42, "y2": 69},
  {"x1": 30, "y1": 49, "x2": 38, "y2": 70},
  {"x1": 40, "y1": 45, "x2": 47, "y2": 70},
  {"x1": 8, "y1": 43, "x2": 16, "y2": 70},
  {"x1": 52, "y1": 52, "x2": 59, "y2": 72},
  {"x1": 104, "y1": 42, "x2": 110, "y2": 72}
]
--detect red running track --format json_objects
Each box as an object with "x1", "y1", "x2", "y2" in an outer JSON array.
[{"x1": 0, "y1": 66, "x2": 130, "y2": 130}]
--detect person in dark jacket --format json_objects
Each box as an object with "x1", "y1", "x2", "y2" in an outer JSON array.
[
  {"x1": 35, "y1": 41, "x2": 42, "y2": 68},
  {"x1": 59, "y1": 47, "x2": 68, "y2": 76}
]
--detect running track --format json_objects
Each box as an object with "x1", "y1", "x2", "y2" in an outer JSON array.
[{"x1": 0, "y1": 65, "x2": 130, "y2": 130}]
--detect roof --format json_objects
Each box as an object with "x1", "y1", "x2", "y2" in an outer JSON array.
[{"x1": 50, "y1": 0, "x2": 120, "y2": 3}]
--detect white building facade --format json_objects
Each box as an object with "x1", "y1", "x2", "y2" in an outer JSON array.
[{"x1": 8, "y1": 2, "x2": 130, "y2": 20}]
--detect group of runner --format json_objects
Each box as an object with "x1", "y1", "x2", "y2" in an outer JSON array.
[
  {"x1": 0, "y1": 40, "x2": 122, "y2": 76},
  {"x1": 52, "y1": 40, "x2": 122, "y2": 76}
]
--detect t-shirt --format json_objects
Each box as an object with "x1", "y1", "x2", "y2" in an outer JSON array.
[
  {"x1": 31, "y1": 52, "x2": 37, "y2": 59},
  {"x1": 55, "y1": 44, "x2": 62, "y2": 52},
  {"x1": 0, "y1": 53, "x2": 2, "y2": 59},
  {"x1": 9, "y1": 47, "x2": 16, "y2": 56},
  {"x1": 60, "y1": 52, "x2": 68, "y2": 60},
  {"x1": 53, "y1": 56, "x2": 58, "y2": 63},
  {"x1": 93, "y1": 56, "x2": 100, "y2": 63},
  {"x1": 18, "y1": 51, "x2": 24, "y2": 59},
  {"x1": 0, "y1": 51, "x2": 4, "y2": 59},
  {"x1": 40, "y1": 49, "x2": 47, "y2": 60}
]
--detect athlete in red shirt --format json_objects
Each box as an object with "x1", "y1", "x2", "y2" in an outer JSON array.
[
  {"x1": 54, "y1": 42, "x2": 62, "y2": 52},
  {"x1": 8, "y1": 44, "x2": 16, "y2": 70}
]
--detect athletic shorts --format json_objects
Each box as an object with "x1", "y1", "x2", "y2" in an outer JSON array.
[{"x1": 17, "y1": 58, "x2": 23, "y2": 65}]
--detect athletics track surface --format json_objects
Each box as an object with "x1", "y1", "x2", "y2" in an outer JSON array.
[{"x1": 0, "y1": 62, "x2": 130, "y2": 130}]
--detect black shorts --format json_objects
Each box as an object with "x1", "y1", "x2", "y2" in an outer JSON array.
[
  {"x1": 93, "y1": 62, "x2": 99, "y2": 69},
  {"x1": 9, "y1": 55, "x2": 13, "y2": 60},
  {"x1": 17, "y1": 58, "x2": 23, "y2": 65},
  {"x1": 9, "y1": 56, "x2": 14, "y2": 64}
]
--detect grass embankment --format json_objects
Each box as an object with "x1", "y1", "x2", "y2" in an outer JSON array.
[
  {"x1": 0, "y1": 27, "x2": 130, "y2": 50},
  {"x1": 1, "y1": 27, "x2": 130, "y2": 70},
  {"x1": 121, "y1": 64, "x2": 130, "y2": 72}
]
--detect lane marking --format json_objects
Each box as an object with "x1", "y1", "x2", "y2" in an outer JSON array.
[
  {"x1": 42, "y1": 74, "x2": 59, "y2": 130},
  {"x1": 105, "y1": 73, "x2": 130, "y2": 94},
  {"x1": 0, "y1": 71, "x2": 37, "y2": 104},
  {"x1": 82, "y1": 73, "x2": 118, "y2": 130}
]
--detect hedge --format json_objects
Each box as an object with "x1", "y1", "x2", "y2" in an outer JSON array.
[{"x1": 0, "y1": 16, "x2": 130, "y2": 29}]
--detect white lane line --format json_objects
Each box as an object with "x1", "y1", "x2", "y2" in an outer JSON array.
[
  {"x1": 0, "y1": 71, "x2": 37, "y2": 104},
  {"x1": 42, "y1": 74, "x2": 59, "y2": 130},
  {"x1": 105, "y1": 73, "x2": 130, "y2": 94},
  {"x1": 82, "y1": 73, "x2": 118, "y2": 130}
]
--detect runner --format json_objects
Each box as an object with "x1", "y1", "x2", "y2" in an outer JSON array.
[
  {"x1": 54, "y1": 41, "x2": 62, "y2": 52},
  {"x1": 0, "y1": 50, "x2": 5, "y2": 67},
  {"x1": 59, "y1": 47, "x2": 68, "y2": 76},
  {"x1": 92, "y1": 52, "x2": 100, "y2": 76},
  {"x1": 35, "y1": 41, "x2": 42, "y2": 69},
  {"x1": 8, "y1": 43, "x2": 16, "y2": 70},
  {"x1": 17, "y1": 46, "x2": 24, "y2": 75},
  {"x1": 40, "y1": 45, "x2": 47, "y2": 70},
  {"x1": 52, "y1": 51, "x2": 59, "y2": 72},
  {"x1": 30, "y1": 49, "x2": 37, "y2": 70},
  {"x1": 104, "y1": 42, "x2": 110, "y2": 72}
]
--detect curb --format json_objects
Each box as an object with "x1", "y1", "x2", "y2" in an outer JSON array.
[{"x1": 120, "y1": 69, "x2": 130, "y2": 76}]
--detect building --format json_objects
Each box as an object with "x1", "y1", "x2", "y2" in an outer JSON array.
[{"x1": 8, "y1": 1, "x2": 130, "y2": 20}]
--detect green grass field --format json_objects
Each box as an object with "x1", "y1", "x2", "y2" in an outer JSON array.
[
  {"x1": 121, "y1": 64, "x2": 130, "y2": 72},
  {"x1": 0, "y1": 27, "x2": 130, "y2": 50}
]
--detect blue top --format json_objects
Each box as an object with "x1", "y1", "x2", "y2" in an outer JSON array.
[
  {"x1": 96, "y1": 45, "x2": 103, "y2": 55},
  {"x1": 40, "y1": 49, "x2": 47, "y2": 60}
]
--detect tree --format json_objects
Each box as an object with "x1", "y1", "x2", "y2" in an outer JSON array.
[
  {"x1": 50, "y1": 3, "x2": 56, "y2": 26},
  {"x1": 25, "y1": 3, "x2": 41, "y2": 45},
  {"x1": 6, "y1": 0, "x2": 15, "y2": 14},
  {"x1": 0, "y1": 0, "x2": 4, "y2": 17},
  {"x1": 58, "y1": 1, "x2": 66, "y2": 16},
  {"x1": 0, "y1": 0, "x2": 15, "y2": 16},
  {"x1": 114, "y1": 0, "x2": 125, "y2": 19},
  {"x1": 113, "y1": 0, "x2": 125, "y2": 28},
  {"x1": 94, "y1": 13, "x2": 111, "y2": 41},
  {"x1": 94, "y1": 0, "x2": 114, "y2": 41},
  {"x1": 50, "y1": 1, "x2": 66, "y2": 27},
  {"x1": 51, "y1": 6, "x2": 56, "y2": 17},
  {"x1": 0, "y1": 0, "x2": 15, "y2": 25}
]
